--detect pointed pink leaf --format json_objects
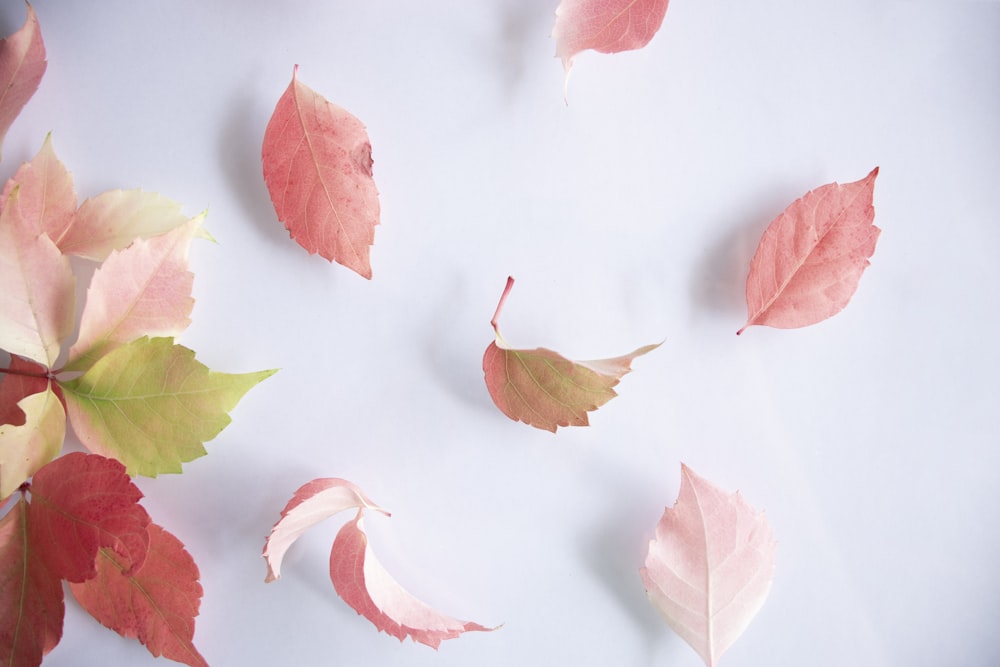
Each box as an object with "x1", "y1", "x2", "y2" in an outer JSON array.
[
  {"x1": 262, "y1": 65, "x2": 380, "y2": 278},
  {"x1": 330, "y1": 512, "x2": 494, "y2": 649},
  {"x1": 0, "y1": 496, "x2": 64, "y2": 667},
  {"x1": 482, "y1": 277, "x2": 659, "y2": 432},
  {"x1": 0, "y1": 382, "x2": 64, "y2": 501},
  {"x1": 552, "y1": 0, "x2": 669, "y2": 76},
  {"x1": 68, "y1": 522, "x2": 208, "y2": 667},
  {"x1": 27, "y1": 452, "x2": 150, "y2": 582},
  {"x1": 263, "y1": 477, "x2": 387, "y2": 583},
  {"x1": 66, "y1": 215, "x2": 201, "y2": 371},
  {"x1": 738, "y1": 168, "x2": 880, "y2": 334},
  {"x1": 640, "y1": 464, "x2": 776, "y2": 667},
  {"x1": 58, "y1": 189, "x2": 192, "y2": 261},
  {"x1": 0, "y1": 2, "x2": 46, "y2": 161},
  {"x1": 1, "y1": 134, "x2": 76, "y2": 243},
  {"x1": 0, "y1": 187, "x2": 75, "y2": 367}
]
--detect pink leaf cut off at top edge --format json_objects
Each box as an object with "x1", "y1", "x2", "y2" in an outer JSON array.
[{"x1": 0, "y1": 2, "x2": 47, "y2": 161}]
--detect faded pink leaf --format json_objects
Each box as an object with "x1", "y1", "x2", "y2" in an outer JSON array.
[
  {"x1": 0, "y1": 187, "x2": 75, "y2": 367},
  {"x1": 0, "y1": 2, "x2": 46, "y2": 161},
  {"x1": 66, "y1": 215, "x2": 202, "y2": 372},
  {"x1": 329, "y1": 512, "x2": 494, "y2": 649},
  {"x1": 640, "y1": 464, "x2": 776, "y2": 667},
  {"x1": 1, "y1": 133, "x2": 75, "y2": 243},
  {"x1": 58, "y1": 189, "x2": 192, "y2": 261},
  {"x1": 552, "y1": 0, "x2": 669, "y2": 78},
  {"x1": 482, "y1": 276, "x2": 659, "y2": 432},
  {"x1": 738, "y1": 168, "x2": 880, "y2": 334},
  {"x1": 263, "y1": 477, "x2": 387, "y2": 583},
  {"x1": 0, "y1": 382, "x2": 64, "y2": 501},
  {"x1": 262, "y1": 65, "x2": 380, "y2": 279}
]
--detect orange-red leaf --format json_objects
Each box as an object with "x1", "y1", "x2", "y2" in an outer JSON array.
[
  {"x1": 0, "y1": 496, "x2": 64, "y2": 667},
  {"x1": 27, "y1": 452, "x2": 150, "y2": 582},
  {"x1": 68, "y1": 522, "x2": 208, "y2": 667},
  {"x1": 0, "y1": 2, "x2": 46, "y2": 161},
  {"x1": 262, "y1": 65, "x2": 380, "y2": 278},
  {"x1": 738, "y1": 168, "x2": 880, "y2": 334},
  {"x1": 552, "y1": 0, "x2": 670, "y2": 75}
]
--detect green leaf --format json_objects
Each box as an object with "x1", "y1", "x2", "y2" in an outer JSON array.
[{"x1": 60, "y1": 337, "x2": 276, "y2": 477}]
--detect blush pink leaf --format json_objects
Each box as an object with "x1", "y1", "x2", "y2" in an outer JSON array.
[
  {"x1": 0, "y1": 2, "x2": 46, "y2": 161},
  {"x1": 738, "y1": 168, "x2": 880, "y2": 334},
  {"x1": 262, "y1": 65, "x2": 380, "y2": 278},
  {"x1": 68, "y1": 522, "x2": 208, "y2": 667},
  {"x1": 263, "y1": 477, "x2": 387, "y2": 583},
  {"x1": 329, "y1": 512, "x2": 494, "y2": 649},
  {"x1": 483, "y1": 277, "x2": 659, "y2": 432},
  {"x1": 640, "y1": 464, "x2": 776, "y2": 667},
  {"x1": 0, "y1": 133, "x2": 75, "y2": 243},
  {"x1": 552, "y1": 0, "x2": 669, "y2": 76}
]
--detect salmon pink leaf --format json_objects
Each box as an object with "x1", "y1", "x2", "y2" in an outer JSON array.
[
  {"x1": 482, "y1": 277, "x2": 659, "y2": 432},
  {"x1": 0, "y1": 187, "x2": 75, "y2": 367},
  {"x1": 0, "y1": 496, "x2": 64, "y2": 667},
  {"x1": 66, "y1": 215, "x2": 202, "y2": 372},
  {"x1": 262, "y1": 65, "x2": 380, "y2": 279},
  {"x1": 552, "y1": 0, "x2": 670, "y2": 79},
  {"x1": 60, "y1": 336, "x2": 277, "y2": 476},
  {"x1": 0, "y1": 382, "x2": 64, "y2": 501},
  {"x1": 329, "y1": 512, "x2": 494, "y2": 649},
  {"x1": 263, "y1": 477, "x2": 387, "y2": 583},
  {"x1": 640, "y1": 464, "x2": 776, "y2": 667},
  {"x1": 27, "y1": 452, "x2": 150, "y2": 582},
  {"x1": 738, "y1": 168, "x2": 880, "y2": 334},
  {"x1": 0, "y1": 2, "x2": 46, "y2": 162},
  {"x1": 0, "y1": 134, "x2": 75, "y2": 243},
  {"x1": 68, "y1": 522, "x2": 208, "y2": 667}
]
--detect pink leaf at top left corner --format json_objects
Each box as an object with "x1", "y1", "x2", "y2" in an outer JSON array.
[
  {"x1": 0, "y1": 2, "x2": 47, "y2": 161},
  {"x1": 262, "y1": 65, "x2": 380, "y2": 279}
]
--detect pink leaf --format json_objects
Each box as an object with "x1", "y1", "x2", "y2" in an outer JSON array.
[
  {"x1": 263, "y1": 477, "x2": 387, "y2": 583},
  {"x1": 68, "y1": 522, "x2": 208, "y2": 667},
  {"x1": 262, "y1": 65, "x2": 380, "y2": 279},
  {"x1": 329, "y1": 512, "x2": 494, "y2": 649},
  {"x1": 482, "y1": 277, "x2": 659, "y2": 432},
  {"x1": 66, "y1": 215, "x2": 201, "y2": 371},
  {"x1": 0, "y1": 187, "x2": 75, "y2": 367},
  {"x1": 738, "y1": 168, "x2": 880, "y2": 334},
  {"x1": 0, "y1": 2, "x2": 46, "y2": 161},
  {"x1": 552, "y1": 0, "x2": 669, "y2": 77},
  {"x1": 640, "y1": 464, "x2": 776, "y2": 667},
  {"x1": 1, "y1": 134, "x2": 76, "y2": 244}
]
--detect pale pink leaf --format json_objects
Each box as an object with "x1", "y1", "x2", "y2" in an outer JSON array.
[
  {"x1": 738, "y1": 167, "x2": 880, "y2": 334},
  {"x1": 552, "y1": 0, "x2": 669, "y2": 76},
  {"x1": 263, "y1": 477, "x2": 387, "y2": 583},
  {"x1": 0, "y1": 2, "x2": 46, "y2": 161},
  {"x1": 262, "y1": 65, "x2": 380, "y2": 279},
  {"x1": 640, "y1": 464, "x2": 776, "y2": 667},
  {"x1": 0, "y1": 383, "x2": 64, "y2": 501},
  {"x1": 66, "y1": 215, "x2": 202, "y2": 372},
  {"x1": 329, "y1": 512, "x2": 494, "y2": 649},
  {"x1": 0, "y1": 133, "x2": 75, "y2": 243},
  {"x1": 482, "y1": 277, "x2": 659, "y2": 432},
  {"x1": 58, "y1": 189, "x2": 191, "y2": 261},
  {"x1": 0, "y1": 187, "x2": 75, "y2": 367}
]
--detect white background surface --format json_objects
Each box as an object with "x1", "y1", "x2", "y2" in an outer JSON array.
[{"x1": 3, "y1": 2, "x2": 998, "y2": 666}]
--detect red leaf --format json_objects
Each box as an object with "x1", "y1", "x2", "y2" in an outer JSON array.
[
  {"x1": 0, "y1": 496, "x2": 64, "y2": 667},
  {"x1": 329, "y1": 512, "x2": 494, "y2": 649},
  {"x1": 27, "y1": 452, "x2": 150, "y2": 582},
  {"x1": 0, "y1": 355, "x2": 49, "y2": 426},
  {"x1": 738, "y1": 168, "x2": 880, "y2": 334},
  {"x1": 640, "y1": 464, "x2": 776, "y2": 667},
  {"x1": 68, "y1": 522, "x2": 208, "y2": 667},
  {"x1": 482, "y1": 277, "x2": 659, "y2": 431},
  {"x1": 262, "y1": 65, "x2": 380, "y2": 279},
  {"x1": 263, "y1": 477, "x2": 387, "y2": 583},
  {"x1": 552, "y1": 0, "x2": 670, "y2": 75},
  {"x1": 0, "y1": 2, "x2": 46, "y2": 161}
]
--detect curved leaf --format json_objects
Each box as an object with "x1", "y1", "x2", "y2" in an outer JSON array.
[
  {"x1": 0, "y1": 2, "x2": 46, "y2": 161},
  {"x1": 552, "y1": 0, "x2": 670, "y2": 76}
]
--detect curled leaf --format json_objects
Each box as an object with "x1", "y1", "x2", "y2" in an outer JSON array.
[
  {"x1": 0, "y1": 1, "x2": 46, "y2": 161},
  {"x1": 640, "y1": 464, "x2": 776, "y2": 667},
  {"x1": 262, "y1": 65, "x2": 380, "y2": 278},
  {"x1": 738, "y1": 168, "x2": 880, "y2": 334},
  {"x1": 482, "y1": 277, "x2": 659, "y2": 432}
]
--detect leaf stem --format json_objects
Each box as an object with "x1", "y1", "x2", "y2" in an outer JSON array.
[
  {"x1": 0, "y1": 365, "x2": 55, "y2": 380},
  {"x1": 490, "y1": 276, "x2": 515, "y2": 332}
]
